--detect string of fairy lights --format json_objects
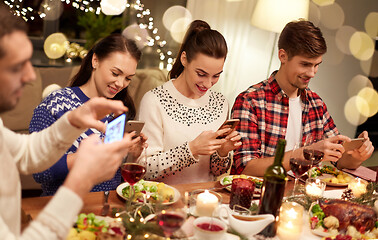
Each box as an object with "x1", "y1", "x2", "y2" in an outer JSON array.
[{"x1": 4, "y1": 0, "x2": 173, "y2": 69}]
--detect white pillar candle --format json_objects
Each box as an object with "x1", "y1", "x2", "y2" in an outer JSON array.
[
  {"x1": 306, "y1": 183, "x2": 323, "y2": 198},
  {"x1": 196, "y1": 190, "x2": 219, "y2": 216},
  {"x1": 277, "y1": 202, "x2": 303, "y2": 240}
]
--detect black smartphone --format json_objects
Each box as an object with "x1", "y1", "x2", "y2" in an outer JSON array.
[
  {"x1": 104, "y1": 113, "x2": 126, "y2": 143},
  {"x1": 216, "y1": 119, "x2": 240, "y2": 139}
]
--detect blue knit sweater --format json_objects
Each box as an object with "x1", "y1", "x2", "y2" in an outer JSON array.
[{"x1": 29, "y1": 87, "x2": 121, "y2": 196}]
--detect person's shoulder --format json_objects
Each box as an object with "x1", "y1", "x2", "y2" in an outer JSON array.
[
  {"x1": 236, "y1": 79, "x2": 268, "y2": 100},
  {"x1": 38, "y1": 87, "x2": 78, "y2": 110},
  {"x1": 306, "y1": 88, "x2": 324, "y2": 101}
]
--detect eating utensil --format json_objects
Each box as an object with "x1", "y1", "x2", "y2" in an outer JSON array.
[{"x1": 100, "y1": 191, "x2": 110, "y2": 216}]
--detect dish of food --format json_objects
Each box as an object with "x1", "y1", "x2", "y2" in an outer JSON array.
[
  {"x1": 116, "y1": 180, "x2": 180, "y2": 205},
  {"x1": 309, "y1": 165, "x2": 354, "y2": 187},
  {"x1": 219, "y1": 175, "x2": 263, "y2": 197},
  {"x1": 309, "y1": 199, "x2": 378, "y2": 239}
]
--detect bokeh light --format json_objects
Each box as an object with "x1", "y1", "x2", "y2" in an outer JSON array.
[
  {"x1": 162, "y1": 6, "x2": 192, "y2": 32},
  {"x1": 323, "y1": 36, "x2": 344, "y2": 65},
  {"x1": 364, "y1": 12, "x2": 378, "y2": 38},
  {"x1": 308, "y1": 1, "x2": 321, "y2": 26},
  {"x1": 335, "y1": 25, "x2": 356, "y2": 55},
  {"x1": 100, "y1": 0, "x2": 127, "y2": 15},
  {"x1": 312, "y1": 0, "x2": 335, "y2": 7},
  {"x1": 39, "y1": 0, "x2": 64, "y2": 21},
  {"x1": 319, "y1": 2, "x2": 344, "y2": 30},
  {"x1": 349, "y1": 31, "x2": 375, "y2": 61},
  {"x1": 170, "y1": 18, "x2": 192, "y2": 43},
  {"x1": 344, "y1": 96, "x2": 368, "y2": 126},
  {"x1": 357, "y1": 87, "x2": 378, "y2": 117},
  {"x1": 360, "y1": 58, "x2": 375, "y2": 76},
  {"x1": 122, "y1": 24, "x2": 150, "y2": 50},
  {"x1": 43, "y1": 33, "x2": 68, "y2": 59},
  {"x1": 347, "y1": 74, "x2": 373, "y2": 97}
]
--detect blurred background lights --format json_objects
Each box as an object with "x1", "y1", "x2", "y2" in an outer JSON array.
[
  {"x1": 318, "y1": 2, "x2": 344, "y2": 30},
  {"x1": 349, "y1": 31, "x2": 375, "y2": 61},
  {"x1": 312, "y1": 0, "x2": 335, "y2": 7},
  {"x1": 308, "y1": 1, "x2": 321, "y2": 26},
  {"x1": 360, "y1": 57, "x2": 376, "y2": 77},
  {"x1": 122, "y1": 23, "x2": 150, "y2": 50},
  {"x1": 323, "y1": 36, "x2": 344, "y2": 65},
  {"x1": 335, "y1": 25, "x2": 356, "y2": 55},
  {"x1": 347, "y1": 74, "x2": 373, "y2": 97},
  {"x1": 39, "y1": 0, "x2": 64, "y2": 21},
  {"x1": 100, "y1": 0, "x2": 127, "y2": 15},
  {"x1": 364, "y1": 12, "x2": 378, "y2": 38},
  {"x1": 170, "y1": 17, "x2": 192, "y2": 43},
  {"x1": 43, "y1": 33, "x2": 68, "y2": 59},
  {"x1": 162, "y1": 5, "x2": 192, "y2": 32},
  {"x1": 357, "y1": 87, "x2": 378, "y2": 117},
  {"x1": 344, "y1": 96, "x2": 368, "y2": 126}
]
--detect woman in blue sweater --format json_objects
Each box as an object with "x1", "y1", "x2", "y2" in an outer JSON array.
[{"x1": 29, "y1": 34, "x2": 146, "y2": 196}]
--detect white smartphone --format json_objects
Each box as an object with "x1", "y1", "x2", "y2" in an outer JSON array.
[
  {"x1": 124, "y1": 120, "x2": 145, "y2": 139},
  {"x1": 343, "y1": 138, "x2": 366, "y2": 151},
  {"x1": 104, "y1": 113, "x2": 126, "y2": 143},
  {"x1": 216, "y1": 119, "x2": 240, "y2": 139}
]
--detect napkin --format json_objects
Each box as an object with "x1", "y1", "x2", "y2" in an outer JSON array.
[{"x1": 342, "y1": 166, "x2": 377, "y2": 181}]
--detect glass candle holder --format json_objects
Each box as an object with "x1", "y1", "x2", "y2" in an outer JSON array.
[
  {"x1": 189, "y1": 189, "x2": 222, "y2": 217},
  {"x1": 277, "y1": 202, "x2": 304, "y2": 240},
  {"x1": 305, "y1": 178, "x2": 326, "y2": 200},
  {"x1": 348, "y1": 178, "x2": 368, "y2": 198},
  {"x1": 229, "y1": 178, "x2": 255, "y2": 209}
]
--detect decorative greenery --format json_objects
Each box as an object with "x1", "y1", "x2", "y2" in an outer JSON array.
[{"x1": 77, "y1": 12, "x2": 123, "y2": 49}]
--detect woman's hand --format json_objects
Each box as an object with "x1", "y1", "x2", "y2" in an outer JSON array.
[
  {"x1": 217, "y1": 130, "x2": 242, "y2": 157},
  {"x1": 128, "y1": 132, "x2": 148, "y2": 160},
  {"x1": 188, "y1": 128, "x2": 229, "y2": 157}
]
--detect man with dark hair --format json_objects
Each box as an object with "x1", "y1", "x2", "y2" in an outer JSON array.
[
  {"x1": 231, "y1": 20, "x2": 374, "y2": 176},
  {"x1": 0, "y1": 6, "x2": 140, "y2": 239}
]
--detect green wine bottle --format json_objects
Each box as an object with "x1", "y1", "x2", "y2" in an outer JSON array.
[{"x1": 257, "y1": 139, "x2": 287, "y2": 238}]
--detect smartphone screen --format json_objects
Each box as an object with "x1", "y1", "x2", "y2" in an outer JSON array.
[{"x1": 104, "y1": 113, "x2": 126, "y2": 143}]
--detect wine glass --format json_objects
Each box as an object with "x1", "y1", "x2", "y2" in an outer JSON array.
[
  {"x1": 303, "y1": 135, "x2": 325, "y2": 168},
  {"x1": 121, "y1": 147, "x2": 147, "y2": 206},
  {"x1": 157, "y1": 208, "x2": 187, "y2": 239},
  {"x1": 289, "y1": 143, "x2": 313, "y2": 195}
]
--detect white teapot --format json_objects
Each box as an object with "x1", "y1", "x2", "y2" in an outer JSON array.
[{"x1": 219, "y1": 206, "x2": 275, "y2": 237}]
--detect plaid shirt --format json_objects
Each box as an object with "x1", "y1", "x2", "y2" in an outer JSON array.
[{"x1": 231, "y1": 71, "x2": 339, "y2": 174}]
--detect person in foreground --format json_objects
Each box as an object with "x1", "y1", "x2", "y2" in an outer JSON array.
[
  {"x1": 137, "y1": 20, "x2": 241, "y2": 184},
  {"x1": 0, "y1": 6, "x2": 140, "y2": 239},
  {"x1": 29, "y1": 34, "x2": 147, "y2": 196},
  {"x1": 231, "y1": 20, "x2": 374, "y2": 177}
]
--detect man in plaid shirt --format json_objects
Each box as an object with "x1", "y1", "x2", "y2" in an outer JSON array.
[{"x1": 231, "y1": 20, "x2": 374, "y2": 176}]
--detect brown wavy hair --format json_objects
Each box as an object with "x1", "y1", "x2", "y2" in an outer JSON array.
[
  {"x1": 169, "y1": 20, "x2": 228, "y2": 79},
  {"x1": 70, "y1": 34, "x2": 141, "y2": 120}
]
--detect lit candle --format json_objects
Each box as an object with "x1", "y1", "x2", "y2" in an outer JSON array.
[
  {"x1": 305, "y1": 178, "x2": 325, "y2": 200},
  {"x1": 196, "y1": 190, "x2": 219, "y2": 216},
  {"x1": 277, "y1": 202, "x2": 303, "y2": 240},
  {"x1": 348, "y1": 178, "x2": 368, "y2": 197}
]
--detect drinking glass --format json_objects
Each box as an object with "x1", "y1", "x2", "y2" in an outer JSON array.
[
  {"x1": 303, "y1": 136, "x2": 325, "y2": 167},
  {"x1": 121, "y1": 147, "x2": 147, "y2": 206},
  {"x1": 289, "y1": 143, "x2": 313, "y2": 195},
  {"x1": 157, "y1": 208, "x2": 187, "y2": 239}
]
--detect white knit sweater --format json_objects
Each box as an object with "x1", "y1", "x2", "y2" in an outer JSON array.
[
  {"x1": 0, "y1": 114, "x2": 84, "y2": 240},
  {"x1": 138, "y1": 80, "x2": 231, "y2": 185}
]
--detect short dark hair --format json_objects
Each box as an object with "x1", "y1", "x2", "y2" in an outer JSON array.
[
  {"x1": 170, "y1": 20, "x2": 228, "y2": 79},
  {"x1": 278, "y1": 20, "x2": 327, "y2": 59},
  {"x1": 0, "y1": 6, "x2": 28, "y2": 58}
]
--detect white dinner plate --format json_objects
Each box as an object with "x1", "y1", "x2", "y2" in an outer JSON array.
[{"x1": 116, "y1": 181, "x2": 181, "y2": 205}]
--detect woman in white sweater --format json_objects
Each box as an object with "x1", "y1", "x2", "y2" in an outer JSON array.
[{"x1": 138, "y1": 20, "x2": 241, "y2": 184}]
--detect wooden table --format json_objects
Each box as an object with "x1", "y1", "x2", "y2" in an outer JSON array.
[{"x1": 22, "y1": 178, "x2": 340, "y2": 220}]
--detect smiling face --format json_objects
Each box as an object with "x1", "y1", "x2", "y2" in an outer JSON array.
[
  {"x1": 88, "y1": 51, "x2": 137, "y2": 99},
  {"x1": 277, "y1": 49, "x2": 323, "y2": 97},
  {"x1": 177, "y1": 52, "x2": 225, "y2": 99},
  {"x1": 0, "y1": 31, "x2": 35, "y2": 113}
]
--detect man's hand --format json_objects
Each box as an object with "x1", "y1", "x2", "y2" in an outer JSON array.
[
  {"x1": 346, "y1": 131, "x2": 374, "y2": 162},
  {"x1": 67, "y1": 97, "x2": 127, "y2": 132},
  {"x1": 314, "y1": 135, "x2": 351, "y2": 162},
  {"x1": 64, "y1": 132, "x2": 139, "y2": 198}
]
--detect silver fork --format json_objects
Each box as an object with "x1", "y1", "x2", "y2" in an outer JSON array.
[{"x1": 100, "y1": 191, "x2": 110, "y2": 216}]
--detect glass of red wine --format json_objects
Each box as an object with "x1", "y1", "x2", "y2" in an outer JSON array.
[
  {"x1": 290, "y1": 143, "x2": 313, "y2": 195},
  {"x1": 303, "y1": 136, "x2": 325, "y2": 168},
  {"x1": 157, "y1": 208, "x2": 187, "y2": 239},
  {"x1": 121, "y1": 147, "x2": 147, "y2": 206}
]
